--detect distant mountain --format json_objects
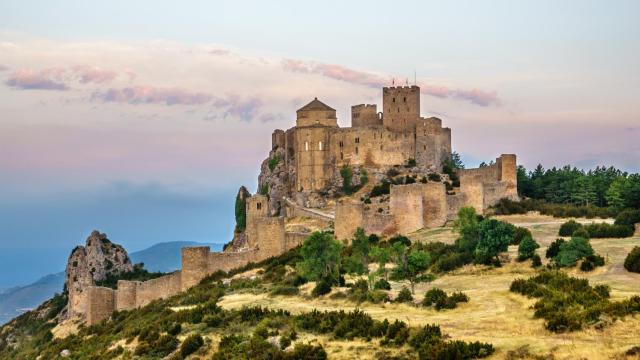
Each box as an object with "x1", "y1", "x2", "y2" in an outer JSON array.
[{"x1": 0, "y1": 241, "x2": 223, "y2": 325}]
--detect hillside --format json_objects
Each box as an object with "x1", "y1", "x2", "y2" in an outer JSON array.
[
  {"x1": 0, "y1": 241, "x2": 223, "y2": 325},
  {"x1": 1, "y1": 213, "x2": 638, "y2": 359}
]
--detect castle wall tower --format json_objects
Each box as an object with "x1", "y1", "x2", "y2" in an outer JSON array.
[
  {"x1": 351, "y1": 104, "x2": 382, "y2": 127},
  {"x1": 294, "y1": 98, "x2": 337, "y2": 192},
  {"x1": 416, "y1": 117, "x2": 452, "y2": 171},
  {"x1": 382, "y1": 86, "x2": 420, "y2": 132}
]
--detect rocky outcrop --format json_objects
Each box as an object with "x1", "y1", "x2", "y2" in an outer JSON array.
[
  {"x1": 63, "y1": 230, "x2": 133, "y2": 319},
  {"x1": 257, "y1": 146, "x2": 292, "y2": 216}
]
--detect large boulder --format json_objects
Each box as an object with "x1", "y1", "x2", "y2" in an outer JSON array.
[{"x1": 64, "y1": 230, "x2": 133, "y2": 319}]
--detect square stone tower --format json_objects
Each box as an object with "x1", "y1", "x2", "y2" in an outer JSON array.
[{"x1": 382, "y1": 86, "x2": 420, "y2": 132}]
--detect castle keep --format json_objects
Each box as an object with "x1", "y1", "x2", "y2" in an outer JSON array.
[{"x1": 74, "y1": 85, "x2": 518, "y2": 324}]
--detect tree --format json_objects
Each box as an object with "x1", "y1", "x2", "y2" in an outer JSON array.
[
  {"x1": 405, "y1": 251, "x2": 431, "y2": 293},
  {"x1": 571, "y1": 176, "x2": 597, "y2": 206},
  {"x1": 370, "y1": 246, "x2": 391, "y2": 280},
  {"x1": 474, "y1": 219, "x2": 515, "y2": 264},
  {"x1": 453, "y1": 207, "x2": 481, "y2": 253},
  {"x1": 624, "y1": 247, "x2": 640, "y2": 273},
  {"x1": 234, "y1": 191, "x2": 247, "y2": 232},
  {"x1": 517, "y1": 235, "x2": 540, "y2": 261},
  {"x1": 297, "y1": 232, "x2": 342, "y2": 285},
  {"x1": 555, "y1": 236, "x2": 594, "y2": 267},
  {"x1": 340, "y1": 165, "x2": 353, "y2": 194},
  {"x1": 605, "y1": 177, "x2": 627, "y2": 211}
]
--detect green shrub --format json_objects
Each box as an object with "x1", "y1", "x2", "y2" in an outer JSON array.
[
  {"x1": 559, "y1": 220, "x2": 582, "y2": 236},
  {"x1": 270, "y1": 285, "x2": 299, "y2": 296},
  {"x1": 422, "y1": 288, "x2": 469, "y2": 311},
  {"x1": 546, "y1": 238, "x2": 565, "y2": 259},
  {"x1": 512, "y1": 227, "x2": 532, "y2": 245},
  {"x1": 624, "y1": 247, "x2": 640, "y2": 273},
  {"x1": 373, "y1": 279, "x2": 391, "y2": 290},
  {"x1": 572, "y1": 227, "x2": 590, "y2": 239},
  {"x1": 615, "y1": 209, "x2": 640, "y2": 227},
  {"x1": 531, "y1": 254, "x2": 542, "y2": 268},
  {"x1": 406, "y1": 158, "x2": 417, "y2": 167},
  {"x1": 312, "y1": 279, "x2": 332, "y2": 297},
  {"x1": 583, "y1": 223, "x2": 634, "y2": 238},
  {"x1": 427, "y1": 173, "x2": 442, "y2": 182},
  {"x1": 395, "y1": 287, "x2": 413, "y2": 303},
  {"x1": 180, "y1": 334, "x2": 204, "y2": 357},
  {"x1": 167, "y1": 322, "x2": 181, "y2": 336},
  {"x1": 268, "y1": 154, "x2": 280, "y2": 171},
  {"x1": 554, "y1": 236, "x2": 594, "y2": 267},
  {"x1": 370, "y1": 180, "x2": 391, "y2": 197},
  {"x1": 517, "y1": 235, "x2": 540, "y2": 261}
]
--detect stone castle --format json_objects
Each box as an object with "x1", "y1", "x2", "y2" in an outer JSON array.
[{"x1": 69, "y1": 85, "x2": 518, "y2": 324}]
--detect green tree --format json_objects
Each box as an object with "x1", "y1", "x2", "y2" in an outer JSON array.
[
  {"x1": 234, "y1": 191, "x2": 247, "y2": 232},
  {"x1": 555, "y1": 236, "x2": 594, "y2": 267},
  {"x1": 370, "y1": 246, "x2": 391, "y2": 280},
  {"x1": 474, "y1": 219, "x2": 515, "y2": 264},
  {"x1": 453, "y1": 207, "x2": 481, "y2": 253},
  {"x1": 405, "y1": 251, "x2": 431, "y2": 293},
  {"x1": 340, "y1": 165, "x2": 353, "y2": 194},
  {"x1": 297, "y1": 232, "x2": 342, "y2": 285},
  {"x1": 517, "y1": 235, "x2": 540, "y2": 261},
  {"x1": 572, "y1": 176, "x2": 597, "y2": 206}
]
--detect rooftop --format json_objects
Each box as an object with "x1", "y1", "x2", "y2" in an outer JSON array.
[{"x1": 297, "y1": 98, "x2": 335, "y2": 112}]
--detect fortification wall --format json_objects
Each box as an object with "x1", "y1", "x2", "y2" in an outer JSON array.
[
  {"x1": 421, "y1": 182, "x2": 448, "y2": 227},
  {"x1": 331, "y1": 127, "x2": 414, "y2": 168},
  {"x1": 351, "y1": 104, "x2": 381, "y2": 127},
  {"x1": 181, "y1": 246, "x2": 210, "y2": 290},
  {"x1": 362, "y1": 212, "x2": 396, "y2": 236},
  {"x1": 284, "y1": 232, "x2": 309, "y2": 250},
  {"x1": 390, "y1": 183, "x2": 425, "y2": 234},
  {"x1": 446, "y1": 193, "x2": 465, "y2": 221},
  {"x1": 334, "y1": 201, "x2": 364, "y2": 241},
  {"x1": 135, "y1": 272, "x2": 181, "y2": 307},
  {"x1": 86, "y1": 286, "x2": 116, "y2": 325},
  {"x1": 272, "y1": 129, "x2": 285, "y2": 150},
  {"x1": 283, "y1": 199, "x2": 333, "y2": 225},
  {"x1": 115, "y1": 280, "x2": 136, "y2": 310}
]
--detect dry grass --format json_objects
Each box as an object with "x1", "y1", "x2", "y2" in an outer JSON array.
[{"x1": 219, "y1": 213, "x2": 640, "y2": 359}]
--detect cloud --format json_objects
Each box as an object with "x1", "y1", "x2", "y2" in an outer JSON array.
[
  {"x1": 282, "y1": 59, "x2": 387, "y2": 88},
  {"x1": 282, "y1": 59, "x2": 501, "y2": 107},
  {"x1": 6, "y1": 68, "x2": 69, "y2": 90},
  {"x1": 72, "y1": 65, "x2": 117, "y2": 84},
  {"x1": 0, "y1": 64, "x2": 9, "y2": 71},
  {"x1": 212, "y1": 96, "x2": 264, "y2": 122},
  {"x1": 92, "y1": 86, "x2": 212, "y2": 105}
]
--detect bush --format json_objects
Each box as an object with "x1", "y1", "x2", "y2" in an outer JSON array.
[
  {"x1": 517, "y1": 235, "x2": 540, "y2": 261},
  {"x1": 583, "y1": 223, "x2": 634, "y2": 238},
  {"x1": 373, "y1": 279, "x2": 391, "y2": 290},
  {"x1": 512, "y1": 227, "x2": 532, "y2": 245},
  {"x1": 624, "y1": 247, "x2": 640, "y2": 273},
  {"x1": 370, "y1": 180, "x2": 391, "y2": 197},
  {"x1": 270, "y1": 285, "x2": 300, "y2": 296},
  {"x1": 531, "y1": 254, "x2": 542, "y2": 268},
  {"x1": 572, "y1": 227, "x2": 590, "y2": 239},
  {"x1": 615, "y1": 209, "x2": 640, "y2": 227},
  {"x1": 546, "y1": 238, "x2": 565, "y2": 259},
  {"x1": 268, "y1": 154, "x2": 280, "y2": 171},
  {"x1": 427, "y1": 173, "x2": 441, "y2": 182},
  {"x1": 312, "y1": 279, "x2": 332, "y2": 297},
  {"x1": 422, "y1": 288, "x2": 468, "y2": 310},
  {"x1": 555, "y1": 236, "x2": 594, "y2": 267},
  {"x1": 180, "y1": 334, "x2": 204, "y2": 357},
  {"x1": 559, "y1": 220, "x2": 582, "y2": 236},
  {"x1": 395, "y1": 287, "x2": 413, "y2": 303}
]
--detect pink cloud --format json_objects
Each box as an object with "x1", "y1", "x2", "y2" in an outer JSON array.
[
  {"x1": 0, "y1": 64, "x2": 9, "y2": 71},
  {"x1": 6, "y1": 68, "x2": 69, "y2": 90},
  {"x1": 72, "y1": 65, "x2": 117, "y2": 84},
  {"x1": 282, "y1": 59, "x2": 501, "y2": 107},
  {"x1": 92, "y1": 86, "x2": 212, "y2": 105}
]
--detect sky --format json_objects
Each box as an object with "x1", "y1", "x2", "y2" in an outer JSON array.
[{"x1": 0, "y1": 0, "x2": 639, "y2": 287}]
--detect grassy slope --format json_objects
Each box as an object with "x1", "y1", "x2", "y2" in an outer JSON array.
[{"x1": 219, "y1": 213, "x2": 640, "y2": 359}]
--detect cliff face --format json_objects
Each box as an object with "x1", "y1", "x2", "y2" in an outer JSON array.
[
  {"x1": 64, "y1": 230, "x2": 133, "y2": 319},
  {"x1": 257, "y1": 146, "x2": 292, "y2": 216}
]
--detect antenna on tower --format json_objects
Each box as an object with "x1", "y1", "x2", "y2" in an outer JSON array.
[
  {"x1": 414, "y1": 70, "x2": 417, "y2": 85},
  {"x1": 405, "y1": 78, "x2": 408, "y2": 86},
  {"x1": 392, "y1": 78, "x2": 395, "y2": 86}
]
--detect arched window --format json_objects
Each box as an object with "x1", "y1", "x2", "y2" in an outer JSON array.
[
  {"x1": 318, "y1": 141, "x2": 323, "y2": 150},
  {"x1": 355, "y1": 147, "x2": 359, "y2": 155},
  {"x1": 340, "y1": 152, "x2": 344, "y2": 160},
  {"x1": 305, "y1": 141, "x2": 309, "y2": 151},
  {"x1": 257, "y1": 202, "x2": 262, "y2": 210},
  {"x1": 392, "y1": 97, "x2": 395, "y2": 103},
  {"x1": 403, "y1": 97, "x2": 406, "y2": 102}
]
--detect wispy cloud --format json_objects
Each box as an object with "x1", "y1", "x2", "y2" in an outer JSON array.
[
  {"x1": 0, "y1": 64, "x2": 9, "y2": 72},
  {"x1": 6, "y1": 68, "x2": 69, "y2": 91},
  {"x1": 281, "y1": 59, "x2": 501, "y2": 107},
  {"x1": 72, "y1": 65, "x2": 118, "y2": 84},
  {"x1": 92, "y1": 86, "x2": 212, "y2": 106}
]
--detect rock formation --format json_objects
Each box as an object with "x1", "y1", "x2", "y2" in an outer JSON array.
[
  {"x1": 258, "y1": 146, "x2": 291, "y2": 216},
  {"x1": 63, "y1": 230, "x2": 133, "y2": 319}
]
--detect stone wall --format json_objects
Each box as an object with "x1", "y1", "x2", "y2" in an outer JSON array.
[
  {"x1": 334, "y1": 201, "x2": 364, "y2": 241},
  {"x1": 351, "y1": 104, "x2": 381, "y2": 127},
  {"x1": 86, "y1": 286, "x2": 116, "y2": 325},
  {"x1": 331, "y1": 127, "x2": 415, "y2": 168},
  {"x1": 390, "y1": 183, "x2": 425, "y2": 234},
  {"x1": 416, "y1": 117, "x2": 451, "y2": 171},
  {"x1": 458, "y1": 154, "x2": 519, "y2": 211},
  {"x1": 295, "y1": 126, "x2": 334, "y2": 191}
]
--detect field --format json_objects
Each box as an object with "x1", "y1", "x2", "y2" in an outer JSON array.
[{"x1": 219, "y1": 213, "x2": 640, "y2": 359}]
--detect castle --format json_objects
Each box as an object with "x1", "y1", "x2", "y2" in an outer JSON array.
[{"x1": 73, "y1": 85, "x2": 518, "y2": 324}]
